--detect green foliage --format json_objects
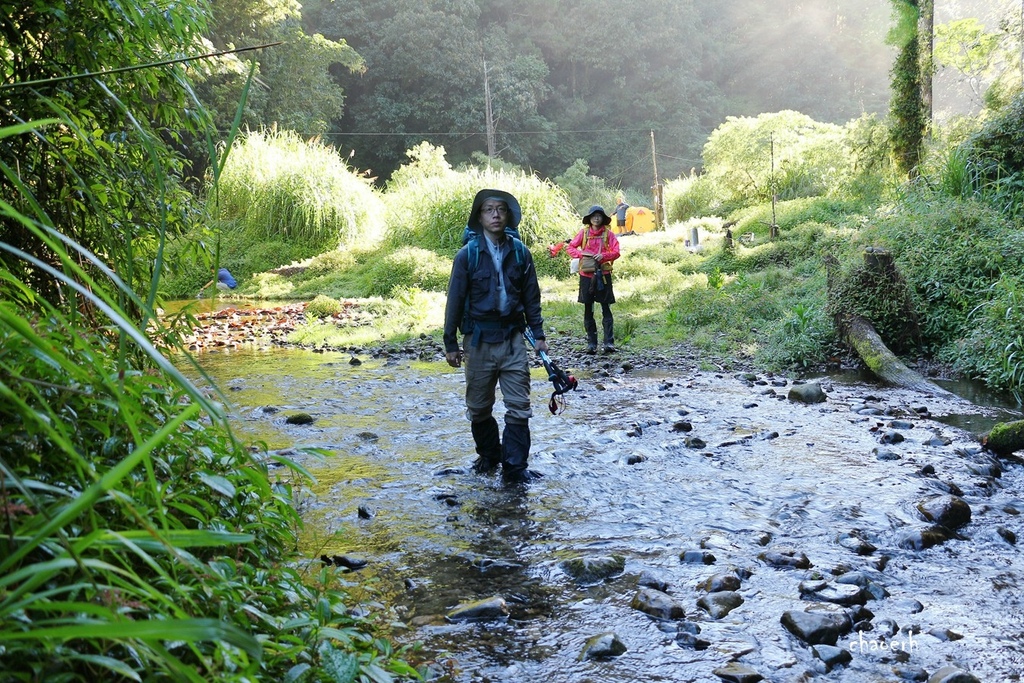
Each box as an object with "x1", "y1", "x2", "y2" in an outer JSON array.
[
  {"x1": 362, "y1": 247, "x2": 452, "y2": 298},
  {"x1": 306, "y1": 294, "x2": 342, "y2": 318},
  {"x1": 961, "y1": 90, "x2": 1024, "y2": 217},
  {"x1": 887, "y1": 0, "x2": 926, "y2": 177},
  {"x1": 0, "y1": 215, "x2": 416, "y2": 681},
  {"x1": 760, "y1": 302, "x2": 833, "y2": 370},
  {"x1": 381, "y1": 146, "x2": 577, "y2": 254},
  {"x1": 666, "y1": 112, "x2": 890, "y2": 217},
  {"x1": 215, "y1": 129, "x2": 385, "y2": 253}
]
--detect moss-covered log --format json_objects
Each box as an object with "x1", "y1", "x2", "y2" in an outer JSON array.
[
  {"x1": 841, "y1": 313, "x2": 954, "y2": 396},
  {"x1": 985, "y1": 420, "x2": 1024, "y2": 456}
]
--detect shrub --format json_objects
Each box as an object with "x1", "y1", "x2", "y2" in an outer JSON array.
[
  {"x1": 215, "y1": 129, "x2": 385, "y2": 253},
  {"x1": 306, "y1": 294, "x2": 342, "y2": 318},
  {"x1": 362, "y1": 246, "x2": 452, "y2": 297},
  {"x1": 381, "y1": 145, "x2": 577, "y2": 254}
]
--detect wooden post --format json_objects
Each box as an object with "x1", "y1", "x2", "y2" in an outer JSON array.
[{"x1": 651, "y1": 130, "x2": 664, "y2": 230}]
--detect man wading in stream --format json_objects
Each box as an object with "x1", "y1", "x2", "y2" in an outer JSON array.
[{"x1": 443, "y1": 189, "x2": 548, "y2": 484}]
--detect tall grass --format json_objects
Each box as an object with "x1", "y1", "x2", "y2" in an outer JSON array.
[{"x1": 216, "y1": 129, "x2": 386, "y2": 252}]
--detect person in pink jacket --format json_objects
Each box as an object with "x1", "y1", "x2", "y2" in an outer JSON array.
[{"x1": 567, "y1": 206, "x2": 621, "y2": 353}]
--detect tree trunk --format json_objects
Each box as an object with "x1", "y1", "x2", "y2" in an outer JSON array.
[
  {"x1": 919, "y1": 0, "x2": 934, "y2": 132},
  {"x1": 841, "y1": 313, "x2": 953, "y2": 396}
]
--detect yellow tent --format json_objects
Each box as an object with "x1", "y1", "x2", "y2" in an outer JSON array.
[{"x1": 613, "y1": 206, "x2": 656, "y2": 234}]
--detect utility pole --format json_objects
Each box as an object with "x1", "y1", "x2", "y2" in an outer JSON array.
[
  {"x1": 483, "y1": 60, "x2": 496, "y2": 159},
  {"x1": 651, "y1": 130, "x2": 664, "y2": 230}
]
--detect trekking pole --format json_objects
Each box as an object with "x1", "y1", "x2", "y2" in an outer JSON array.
[{"x1": 523, "y1": 328, "x2": 578, "y2": 413}]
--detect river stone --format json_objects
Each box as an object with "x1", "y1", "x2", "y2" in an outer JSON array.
[
  {"x1": 699, "y1": 571, "x2": 742, "y2": 593},
  {"x1": 880, "y1": 430, "x2": 905, "y2": 444},
  {"x1": 916, "y1": 495, "x2": 971, "y2": 529},
  {"x1": 560, "y1": 555, "x2": 625, "y2": 584},
  {"x1": 675, "y1": 631, "x2": 711, "y2": 649},
  {"x1": 680, "y1": 549, "x2": 716, "y2": 564},
  {"x1": 836, "y1": 530, "x2": 877, "y2": 555},
  {"x1": 630, "y1": 587, "x2": 686, "y2": 620},
  {"x1": 889, "y1": 419, "x2": 915, "y2": 429},
  {"x1": 579, "y1": 631, "x2": 627, "y2": 660},
  {"x1": 445, "y1": 596, "x2": 509, "y2": 622},
  {"x1": 788, "y1": 383, "x2": 826, "y2": 404},
  {"x1": 926, "y1": 666, "x2": 981, "y2": 683},
  {"x1": 780, "y1": 609, "x2": 851, "y2": 645},
  {"x1": 835, "y1": 571, "x2": 889, "y2": 600},
  {"x1": 711, "y1": 662, "x2": 764, "y2": 683},
  {"x1": 757, "y1": 547, "x2": 811, "y2": 569},
  {"x1": 811, "y1": 644, "x2": 852, "y2": 672},
  {"x1": 893, "y1": 665, "x2": 929, "y2": 681},
  {"x1": 638, "y1": 570, "x2": 671, "y2": 592},
  {"x1": 874, "y1": 447, "x2": 902, "y2": 461},
  {"x1": 672, "y1": 420, "x2": 693, "y2": 432},
  {"x1": 997, "y1": 526, "x2": 1017, "y2": 544},
  {"x1": 285, "y1": 412, "x2": 314, "y2": 425},
  {"x1": 697, "y1": 590, "x2": 743, "y2": 619},
  {"x1": 798, "y1": 579, "x2": 868, "y2": 605},
  {"x1": 897, "y1": 526, "x2": 952, "y2": 550}
]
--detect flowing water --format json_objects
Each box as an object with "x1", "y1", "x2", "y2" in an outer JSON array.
[{"x1": 181, "y1": 348, "x2": 1024, "y2": 682}]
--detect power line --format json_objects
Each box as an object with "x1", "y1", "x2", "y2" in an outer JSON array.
[{"x1": 0, "y1": 43, "x2": 282, "y2": 91}]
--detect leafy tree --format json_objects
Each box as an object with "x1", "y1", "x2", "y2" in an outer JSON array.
[
  {"x1": 0, "y1": 0, "x2": 210, "y2": 307},
  {"x1": 888, "y1": 0, "x2": 927, "y2": 176},
  {"x1": 195, "y1": 0, "x2": 362, "y2": 135}
]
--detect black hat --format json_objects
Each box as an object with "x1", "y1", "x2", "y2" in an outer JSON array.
[
  {"x1": 583, "y1": 205, "x2": 611, "y2": 226},
  {"x1": 467, "y1": 189, "x2": 522, "y2": 231}
]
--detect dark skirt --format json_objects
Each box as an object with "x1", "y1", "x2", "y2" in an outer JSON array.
[{"x1": 577, "y1": 274, "x2": 615, "y2": 304}]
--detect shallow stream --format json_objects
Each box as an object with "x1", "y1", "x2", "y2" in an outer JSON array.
[{"x1": 182, "y1": 348, "x2": 1024, "y2": 682}]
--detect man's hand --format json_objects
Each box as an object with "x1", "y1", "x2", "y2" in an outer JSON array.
[
  {"x1": 446, "y1": 350, "x2": 463, "y2": 368},
  {"x1": 534, "y1": 339, "x2": 549, "y2": 354}
]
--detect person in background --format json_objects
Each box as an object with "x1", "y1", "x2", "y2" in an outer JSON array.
[
  {"x1": 443, "y1": 189, "x2": 549, "y2": 484},
  {"x1": 198, "y1": 267, "x2": 237, "y2": 297},
  {"x1": 566, "y1": 206, "x2": 621, "y2": 354},
  {"x1": 613, "y1": 195, "x2": 630, "y2": 233}
]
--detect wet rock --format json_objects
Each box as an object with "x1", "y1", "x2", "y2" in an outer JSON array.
[
  {"x1": 712, "y1": 662, "x2": 764, "y2": 683},
  {"x1": 799, "y1": 579, "x2": 868, "y2": 605},
  {"x1": 672, "y1": 420, "x2": 693, "y2": 432},
  {"x1": 320, "y1": 554, "x2": 368, "y2": 570},
  {"x1": 680, "y1": 549, "x2": 716, "y2": 564},
  {"x1": 638, "y1": 570, "x2": 671, "y2": 592},
  {"x1": 780, "y1": 608, "x2": 851, "y2": 645},
  {"x1": 874, "y1": 447, "x2": 902, "y2": 461},
  {"x1": 925, "y1": 478, "x2": 964, "y2": 496},
  {"x1": 916, "y1": 495, "x2": 971, "y2": 529},
  {"x1": 697, "y1": 590, "x2": 743, "y2": 618},
  {"x1": 684, "y1": 435, "x2": 707, "y2": 449},
  {"x1": 699, "y1": 571, "x2": 742, "y2": 593},
  {"x1": 356, "y1": 431, "x2": 379, "y2": 441},
  {"x1": 626, "y1": 453, "x2": 646, "y2": 465},
  {"x1": 789, "y1": 383, "x2": 827, "y2": 404},
  {"x1": 836, "y1": 530, "x2": 877, "y2": 555},
  {"x1": 880, "y1": 430, "x2": 905, "y2": 444},
  {"x1": 675, "y1": 631, "x2": 711, "y2": 649},
  {"x1": 889, "y1": 419, "x2": 915, "y2": 429},
  {"x1": 924, "y1": 436, "x2": 952, "y2": 447},
  {"x1": 835, "y1": 571, "x2": 889, "y2": 600},
  {"x1": 996, "y1": 526, "x2": 1017, "y2": 544},
  {"x1": 926, "y1": 666, "x2": 981, "y2": 683},
  {"x1": 898, "y1": 526, "x2": 952, "y2": 550},
  {"x1": 445, "y1": 596, "x2": 509, "y2": 622},
  {"x1": 357, "y1": 503, "x2": 376, "y2": 519},
  {"x1": 630, "y1": 587, "x2": 686, "y2": 620},
  {"x1": 757, "y1": 547, "x2": 811, "y2": 569},
  {"x1": 285, "y1": 412, "x2": 314, "y2": 425},
  {"x1": 560, "y1": 555, "x2": 625, "y2": 585},
  {"x1": 579, "y1": 631, "x2": 627, "y2": 660},
  {"x1": 927, "y1": 627, "x2": 964, "y2": 642},
  {"x1": 811, "y1": 643, "x2": 852, "y2": 672},
  {"x1": 893, "y1": 665, "x2": 929, "y2": 681}
]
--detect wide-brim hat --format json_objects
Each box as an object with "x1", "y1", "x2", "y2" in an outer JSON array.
[
  {"x1": 583, "y1": 205, "x2": 611, "y2": 225},
  {"x1": 467, "y1": 189, "x2": 522, "y2": 231}
]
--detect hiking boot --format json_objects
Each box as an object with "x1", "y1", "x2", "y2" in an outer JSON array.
[
  {"x1": 503, "y1": 468, "x2": 543, "y2": 485},
  {"x1": 501, "y1": 422, "x2": 532, "y2": 481},
  {"x1": 585, "y1": 343, "x2": 597, "y2": 354},
  {"x1": 471, "y1": 457, "x2": 500, "y2": 474},
  {"x1": 471, "y1": 417, "x2": 501, "y2": 474},
  {"x1": 602, "y1": 344, "x2": 617, "y2": 354}
]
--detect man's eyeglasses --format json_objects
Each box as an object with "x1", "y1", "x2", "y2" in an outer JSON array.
[{"x1": 481, "y1": 206, "x2": 508, "y2": 216}]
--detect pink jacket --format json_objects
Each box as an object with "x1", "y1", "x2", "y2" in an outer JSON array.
[{"x1": 567, "y1": 226, "x2": 620, "y2": 278}]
